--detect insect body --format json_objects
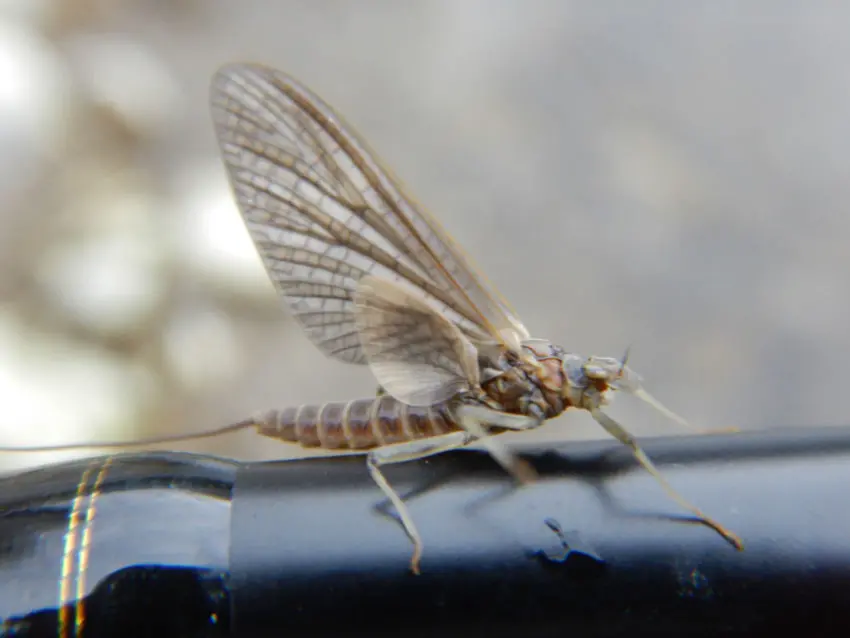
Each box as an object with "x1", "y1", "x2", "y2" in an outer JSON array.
[
  {"x1": 4, "y1": 63, "x2": 743, "y2": 574},
  {"x1": 207, "y1": 63, "x2": 743, "y2": 572}
]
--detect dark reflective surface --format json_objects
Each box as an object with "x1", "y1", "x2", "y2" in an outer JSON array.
[
  {"x1": 2, "y1": 427, "x2": 850, "y2": 637},
  {"x1": 230, "y1": 426, "x2": 850, "y2": 638},
  {"x1": 0, "y1": 453, "x2": 236, "y2": 637}
]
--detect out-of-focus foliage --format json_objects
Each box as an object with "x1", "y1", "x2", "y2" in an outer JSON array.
[
  {"x1": 1, "y1": 1, "x2": 849, "y2": 473},
  {"x1": 0, "y1": 0, "x2": 281, "y2": 472}
]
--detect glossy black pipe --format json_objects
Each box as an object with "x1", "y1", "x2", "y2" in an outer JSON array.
[{"x1": 2, "y1": 425, "x2": 850, "y2": 637}]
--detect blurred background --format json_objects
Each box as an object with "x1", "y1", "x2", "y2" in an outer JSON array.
[{"x1": 0, "y1": 0, "x2": 848, "y2": 474}]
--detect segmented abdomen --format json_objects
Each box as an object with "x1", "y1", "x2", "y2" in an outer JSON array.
[{"x1": 254, "y1": 396, "x2": 460, "y2": 450}]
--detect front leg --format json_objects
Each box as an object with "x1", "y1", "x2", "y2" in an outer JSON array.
[
  {"x1": 451, "y1": 403, "x2": 545, "y2": 485},
  {"x1": 590, "y1": 407, "x2": 744, "y2": 550}
]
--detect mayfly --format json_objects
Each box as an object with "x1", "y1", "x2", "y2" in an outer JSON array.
[{"x1": 4, "y1": 63, "x2": 743, "y2": 574}]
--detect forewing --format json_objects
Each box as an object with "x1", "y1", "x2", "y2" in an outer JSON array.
[
  {"x1": 353, "y1": 276, "x2": 480, "y2": 406},
  {"x1": 209, "y1": 62, "x2": 529, "y2": 364}
]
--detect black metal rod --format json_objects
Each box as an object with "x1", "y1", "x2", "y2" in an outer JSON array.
[{"x1": 2, "y1": 425, "x2": 850, "y2": 637}]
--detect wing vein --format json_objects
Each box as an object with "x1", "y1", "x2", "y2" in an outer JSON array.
[{"x1": 209, "y1": 62, "x2": 528, "y2": 368}]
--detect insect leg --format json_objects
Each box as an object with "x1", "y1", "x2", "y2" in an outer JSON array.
[
  {"x1": 451, "y1": 404, "x2": 543, "y2": 485},
  {"x1": 590, "y1": 408, "x2": 744, "y2": 550},
  {"x1": 367, "y1": 431, "x2": 475, "y2": 575}
]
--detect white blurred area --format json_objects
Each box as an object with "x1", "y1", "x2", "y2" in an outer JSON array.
[{"x1": 0, "y1": 1, "x2": 849, "y2": 474}]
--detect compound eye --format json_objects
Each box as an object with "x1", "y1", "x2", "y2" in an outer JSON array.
[{"x1": 583, "y1": 364, "x2": 608, "y2": 380}]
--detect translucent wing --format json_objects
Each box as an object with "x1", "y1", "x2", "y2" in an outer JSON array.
[
  {"x1": 209, "y1": 62, "x2": 529, "y2": 365},
  {"x1": 353, "y1": 275, "x2": 480, "y2": 406}
]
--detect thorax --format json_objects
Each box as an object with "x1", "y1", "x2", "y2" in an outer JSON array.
[{"x1": 477, "y1": 339, "x2": 570, "y2": 420}]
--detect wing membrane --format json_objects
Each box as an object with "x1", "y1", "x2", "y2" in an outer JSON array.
[
  {"x1": 209, "y1": 62, "x2": 529, "y2": 364},
  {"x1": 353, "y1": 276, "x2": 480, "y2": 406}
]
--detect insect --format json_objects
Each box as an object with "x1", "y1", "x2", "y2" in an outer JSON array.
[{"x1": 4, "y1": 62, "x2": 743, "y2": 574}]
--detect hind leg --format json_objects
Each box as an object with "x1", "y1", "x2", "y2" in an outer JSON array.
[{"x1": 367, "y1": 431, "x2": 474, "y2": 574}]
